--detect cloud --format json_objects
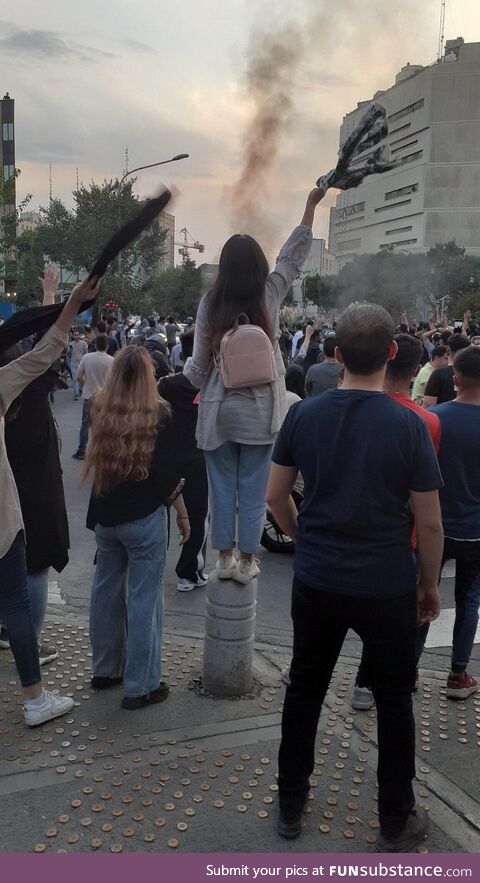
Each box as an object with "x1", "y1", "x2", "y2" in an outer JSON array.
[
  {"x1": 122, "y1": 38, "x2": 157, "y2": 55},
  {"x1": 0, "y1": 25, "x2": 115, "y2": 62}
]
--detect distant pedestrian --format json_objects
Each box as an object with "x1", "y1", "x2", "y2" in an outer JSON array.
[
  {"x1": 68, "y1": 330, "x2": 87, "y2": 400},
  {"x1": 72, "y1": 334, "x2": 113, "y2": 460}
]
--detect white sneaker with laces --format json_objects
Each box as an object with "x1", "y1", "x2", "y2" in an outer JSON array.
[
  {"x1": 216, "y1": 555, "x2": 238, "y2": 580},
  {"x1": 232, "y1": 558, "x2": 260, "y2": 585},
  {"x1": 24, "y1": 690, "x2": 74, "y2": 727}
]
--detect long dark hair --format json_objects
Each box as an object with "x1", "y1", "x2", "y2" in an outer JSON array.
[{"x1": 206, "y1": 234, "x2": 273, "y2": 350}]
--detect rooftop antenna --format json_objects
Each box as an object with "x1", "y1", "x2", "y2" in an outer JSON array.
[
  {"x1": 49, "y1": 163, "x2": 53, "y2": 203},
  {"x1": 76, "y1": 167, "x2": 79, "y2": 190},
  {"x1": 438, "y1": 0, "x2": 446, "y2": 61},
  {"x1": 124, "y1": 146, "x2": 129, "y2": 177}
]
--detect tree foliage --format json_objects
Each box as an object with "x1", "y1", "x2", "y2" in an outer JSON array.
[
  {"x1": 16, "y1": 178, "x2": 167, "y2": 310},
  {"x1": 308, "y1": 242, "x2": 480, "y2": 321}
]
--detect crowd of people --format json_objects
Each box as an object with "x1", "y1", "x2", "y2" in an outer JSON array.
[{"x1": 0, "y1": 184, "x2": 479, "y2": 853}]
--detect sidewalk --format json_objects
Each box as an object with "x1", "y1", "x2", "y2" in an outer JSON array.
[{"x1": 0, "y1": 612, "x2": 479, "y2": 855}]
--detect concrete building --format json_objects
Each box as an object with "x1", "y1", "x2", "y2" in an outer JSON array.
[
  {"x1": 157, "y1": 210, "x2": 175, "y2": 270},
  {"x1": 291, "y1": 237, "x2": 337, "y2": 309},
  {"x1": 199, "y1": 262, "x2": 219, "y2": 294},
  {"x1": 0, "y1": 92, "x2": 15, "y2": 293},
  {"x1": 328, "y1": 38, "x2": 480, "y2": 266},
  {"x1": 17, "y1": 210, "x2": 42, "y2": 233}
]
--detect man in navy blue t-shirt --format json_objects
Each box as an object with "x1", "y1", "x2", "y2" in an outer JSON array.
[
  {"x1": 427, "y1": 346, "x2": 480, "y2": 699},
  {"x1": 267, "y1": 303, "x2": 444, "y2": 853}
]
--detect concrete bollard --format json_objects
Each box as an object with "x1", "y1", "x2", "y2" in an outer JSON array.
[{"x1": 202, "y1": 575, "x2": 258, "y2": 697}]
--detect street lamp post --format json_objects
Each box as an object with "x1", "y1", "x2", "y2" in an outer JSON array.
[
  {"x1": 119, "y1": 153, "x2": 189, "y2": 186},
  {"x1": 114, "y1": 153, "x2": 189, "y2": 305}
]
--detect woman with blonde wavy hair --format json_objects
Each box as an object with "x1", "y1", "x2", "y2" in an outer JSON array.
[{"x1": 84, "y1": 346, "x2": 190, "y2": 710}]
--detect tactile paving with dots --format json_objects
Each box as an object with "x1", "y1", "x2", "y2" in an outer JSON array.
[{"x1": 325, "y1": 664, "x2": 480, "y2": 803}]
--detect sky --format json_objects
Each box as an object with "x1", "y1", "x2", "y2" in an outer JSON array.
[{"x1": 2, "y1": 0, "x2": 480, "y2": 264}]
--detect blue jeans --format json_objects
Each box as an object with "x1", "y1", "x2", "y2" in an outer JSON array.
[
  {"x1": 71, "y1": 371, "x2": 79, "y2": 399},
  {"x1": 27, "y1": 569, "x2": 49, "y2": 638},
  {"x1": 78, "y1": 399, "x2": 90, "y2": 455},
  {"x1": 89, "y1": 506, "x2": 167, "y2": 698},
  {"x1": 0, "y1": 533, "x2": 41, "y2": 687},
  {"x1": 204, "y1": 442, "x2": 273, "y2": 554},
  {"x1": 415, "y1": 538, "x2": 480, "y2": 670}
]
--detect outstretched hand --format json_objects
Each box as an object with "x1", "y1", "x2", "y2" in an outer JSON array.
[
  {"x1": 39, "y1": 263, "x2": 60, "y2": 305},
  {"x1": 70, "y1": 276, "x2": 101, "y2": 307},
  {"x1": 307, "y1": 186, "x2": 326, "y2": 206}
]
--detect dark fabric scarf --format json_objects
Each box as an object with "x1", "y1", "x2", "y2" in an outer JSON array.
[
  {"x1": 316, "y1": 103, "x2": 401, "y2": 191},
  {"x1": 0, "y1": 188, "x2": 172, "y2": 354}
]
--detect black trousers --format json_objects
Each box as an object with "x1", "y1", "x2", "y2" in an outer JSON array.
[
  {"x1": 175, "y1": 459, "x2": 209, "y2": 583},
  {"x1": 278, "y1": 577, "x2": 416, "y2": 835}
]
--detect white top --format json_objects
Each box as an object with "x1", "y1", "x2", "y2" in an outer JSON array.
[
  {"x1": 291, "y1": 330, "x2": 303, "y2": 357},
  {"x1": 78, "y1": 351, "x2": 114, "y2": 400},
  {"x1": 0, "y1": 325, "x2": 67, "y2": 560},
  {"x1": 171, "y1": 343, "x2": 183, "y2": 369}
]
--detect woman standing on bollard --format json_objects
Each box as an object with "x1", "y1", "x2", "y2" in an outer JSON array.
[
  {"x1": 84, "y1": 346, "x2": 190, "y2": 709},
  {"x1": 184, "y1": 187, "x2": 325, "y2": 584}
]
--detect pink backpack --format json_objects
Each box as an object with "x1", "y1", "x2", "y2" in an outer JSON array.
[{"x1": 218, "y1": 317, "x2": 278, "y2": 389}]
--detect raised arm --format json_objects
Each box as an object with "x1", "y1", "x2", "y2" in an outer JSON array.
[
  {"x1": 183, "y1": 297, "x2": 212, "y2": 389},
  {"x1": 268, "y1": 188, "x2": 325, "y2": 305},
  {"x1": 0, "y1": 277, "x2": 99, "y2": 416},
  {"x1": 39, "y1": 263, "x2": 60, "y2": 307}
]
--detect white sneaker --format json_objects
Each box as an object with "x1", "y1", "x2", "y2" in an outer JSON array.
[
  {"x1": 177, "y1": 572, "x2": 209, "y2": 592},
  {"x1": 24, "y1": 690, "x2": 74, "y2": 727},
  {"x1": 0, "y1": 628, "x2": 10, "y2": 650},
  {"x1": 216, "y1": 554, "x2": 238, "y2": 580},
  {"x1": 352, "y1": 685, "x2": 375, "y2": 710},
  {"x1": 232, "y1": 558, "x2": 260, "y2": 585}
]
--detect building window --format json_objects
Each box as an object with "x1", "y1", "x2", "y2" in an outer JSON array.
[
  {"x1": 337, "y1": 237, "x2": 361, "y2": 252},
  {"x1": 389, "y1": 122, "x2": 411, "y2": 136},
  {"x1": 385, "y1": 184, "x2": 418, "y2": 201},
  {"x1": 398, "y1": 150, "x2": 423, "y2": 165},
  {"x1": 391, "y1": 140, "x2": 419, "y2": 155},
  {"x1": 374, "y1": 199, "x2": 412, "y2": 213},
  {"x1": 380, "y1": 238, "x2": 417, "y2": 249},
  {"x1": 335, "y1": 201, "x2": 365, "y2": 220},
  {"x1": 3, "y1": 164, "x2": 14, "y2": 180},
  {"x1": 2, "y1": 122, "x2": 13, "y2": 141},
  {"x1": 385, "y1": 226, "x2": 413, "y2": 235},
  {"x1": 388, "y1": 99, "x2": 424, "y2": 124}
]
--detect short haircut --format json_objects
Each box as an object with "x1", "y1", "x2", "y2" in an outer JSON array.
[
  {"x1": 323, "y1": 336, "x2": 336, "y2": 358},
  {"x1": 431, "y1": 344, "x2": 447, "y2": 360},
  {"x1": 453, "y1": 346, "x2": 480, "y2": 385},
  {"x1": 95, "y1": 334, "x2": 108, "y2": 352},
  {"x1": 447, "y1": 334, "x2": 470, "y2": 355},
  {"x1": 440, "y1": 330, "x2": 451, "y2": 345},
  {"x1": 335, "y1": 303, "x2": 394, "y2": 375},
  {"x1": 148, "y1": 317, "x2": 156, "y2": 328},
  {"x1": 180, "y1": 331, "x2": 194, "y2": 361},
  {"x1": 96, "y1": 321, "x2": 107, "y2": 334},
  {"x1": 386, "y1": 333, "x2": 423, "y2": 380}
]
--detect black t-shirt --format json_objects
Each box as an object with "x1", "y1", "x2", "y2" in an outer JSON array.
[
  {"x1": 424, "y1": 365, "x2": 454, "y2": 403},
  {"x1": 272, "y1": 389, "x2": 443, "y2": 598},
  {"x1": 86, "y1": 418, "x2": 182, "y2": 529}
]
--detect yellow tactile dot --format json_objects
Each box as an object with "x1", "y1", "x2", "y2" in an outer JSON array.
[
  {"x1": 177, "y1": 822, "x2": 188, "y2": 831},
  {"x1": 154, "y1": 818, "x2": 166, "y2": 827},
  {"x1": 144, "y1": 833, "x2": 156, "y2": 843},
  {"x1": 168, "y1": 839, "x2": 179, "y2": 849},
  {"x1": 110, "y1": 844, "x2": 123, "y2": 853},
  {"x1": 45, "y1": 829, "x2": 58, "y2": 838},
  {"x1": 67, "y1": 834, "x2": 80, "y2": 844},
  {"x1": 34, "y1": 844, "x2": 46, "y2": 853},
  {"x1": 91, "y1": 838, "x2": 103, "y2": 849},
  {"x1": 101, "y1": 823, "x2": 113, "y2": 832}
]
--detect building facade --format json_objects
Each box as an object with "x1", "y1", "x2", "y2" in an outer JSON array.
[
  {"x1": 157, "y1": 210, "x2": 175, "y2": 270},
  {"x1": 291, "y1": 238, "x2": 337, "y2": 309},
  {"x1": 328, "y1": 39, "x2": 480, "y2": 266},
  {"x1": 0, "y1": 92, "x2": 15, "y2": 294}
]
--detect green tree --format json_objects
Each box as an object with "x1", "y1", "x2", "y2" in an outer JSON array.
[
  {"x1": 16, "y1": 228, "x2": 46, "y2": 308},
  {"x1": 31, "y1": 179, "x2": 167, "y2": 311},
  {"x1": 0, "y1": 167, "x2": 31, "y2": 299},
  {"x1": 304, "y1": 274, "x2": 337, "y2": 313},
  {"x1": 142, "y1": 258, "x2": 203, "y2": 318}
]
